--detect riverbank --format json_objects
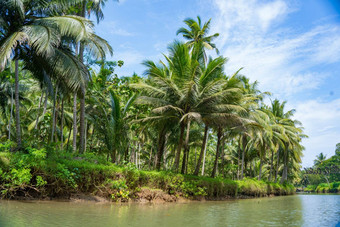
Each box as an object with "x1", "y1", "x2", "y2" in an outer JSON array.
[
  {"x1": 302, "y1": 182, "x2": 340, "y2": 193},
  {"x1": 0, "y1": 149, "x2": 295, "y2": 202}
]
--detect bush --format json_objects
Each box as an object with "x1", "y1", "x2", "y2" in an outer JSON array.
[{"x1": 0, "y1": 147, "x2": 296, "y2": 200}]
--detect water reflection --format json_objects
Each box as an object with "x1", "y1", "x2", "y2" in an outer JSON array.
[{"x1": 0, "y1": 194, "x2": 339, "y2": 227}]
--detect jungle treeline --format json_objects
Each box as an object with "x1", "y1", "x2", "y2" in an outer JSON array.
[{"x1": 0, "y1": 0, "x2": 308, "y2": 197}]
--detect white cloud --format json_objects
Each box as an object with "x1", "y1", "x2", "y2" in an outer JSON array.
[
  {"x1": 256, "y1": 1, "x2": 288, "y2": 30},
  {"x1": 293, "y1": 99, "x2": 340, "y2": 167},
  {"x1": 211, "y1": 0, "x2": 340, "y2": 98}
]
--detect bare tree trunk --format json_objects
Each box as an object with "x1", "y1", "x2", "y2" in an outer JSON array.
[
  {"x1": 67, "y1": 123, "x2": 72, "y2": 151},
  {"x1": 155, "y1": 127, "x2": 166, "y2": 170},
  {"x1": 240, "y1": 136, "x2": 247, "y2": 179},
  {"x1": 36, "y1": 89, "x2": 48, "y2": 131},
  {"x1": 194, "y1": 125, "x2": 209, "y2": 175},
  {"x1": 269, "y1": 149, "x2": 274, "y2": 181},
  {"x1": 220, "y1": 139, "x2": 225, "y2": 176},
  {"x1": 60, "y1": 98, "x2": 64, "y2": 150},
  {"x1": 253, "y1": 160, "x2": 256, "y2": 177},
  {"x1": 131, "y1": 142, "x2": 136, "y2": 164},
  {"x1": 34, "y1": 89, "x2": 44, "y2": 130},
  {"x1": 163, "y1": 138, "x2": 168, "y2": 170},
  {"x1": 78, "y1": 1, "x2": 86, "y2": 154},
  {"x1": 8, "y1": 86, "x2": 14, "y2": 140},
  {"x1": 181, "y1": 119, "x2": 191, "y2": 174},
  {"x1": 14, "y1": 59, "x2": 21, "y2": 148},
  {"x1": 148, "y1": 148, "x2": 153, "y2": 170},
  {"x1": 72, "y1": 93, "x2": 77, "y2": 152},
  {"x1": 51, "y1": 84, "x2": 58, "y2": 143},
  {"x1": 280, "y1": 150, "x2": 288, "y2": 184},
  {"x1": 111, "y1": 148, "x2": 116, "y2": 163},
  {"x1": 79, "y1": 91, "x2": 85, "y2": 154},
  {"x1": 258, "y1": 157, "x2": 263, "y2": 180},
  {"x1": 211, "y1": 128, "x2": 222, "y2": 178},
  {"x1": 84, "y1": 120, "x2": 87, "y2": 153},
  {"x1": 275, "y1": 149, "x2": 280, "y2": 182},
  {"x1": 237, "y1": 148, "x2": 241, "y2": 180},
  {"x1": 201, "y1": 131, "x2": 209, "y2": 176},
  {"x1": 174, "y1": 122, "x2": 185, "y2": 172},
  {"x1": 124, "y1": 146, "x2": 129, "y2": 162}
]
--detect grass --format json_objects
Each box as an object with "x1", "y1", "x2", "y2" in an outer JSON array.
[{"x1": 0, "y1": 148, "x2": 295, "y2": 201}]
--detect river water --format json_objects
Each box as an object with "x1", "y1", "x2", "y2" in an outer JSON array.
[{"x1": 0, "y1": 194, "x2": 339, "y2": 227}]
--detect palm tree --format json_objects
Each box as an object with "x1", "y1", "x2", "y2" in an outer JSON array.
[
  {"x1": 314, "y1": 153, "x2": 327, "y2": 166},
  {"x1": 177, "y1": 16, "x2": 219, "y2": 63},
  {"x1": 71, "y1": 0, "x2": 114, "y2": 154},
  {"x1": 0, "y1": 0, "x2": 99, "y2": 148}
]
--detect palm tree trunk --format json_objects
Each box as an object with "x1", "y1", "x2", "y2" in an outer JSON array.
[
  {"x1": 269, "y1": 149, "x2": 274, "y2": 181},
  {"x1": 280, "y1": 150, "x2": 288, "y2": 184},
  {"x1": 258, "y1": 157, "x2": 263, "y2": 181},
  {"x1": 240, "y1": 136, "x2": 247, "y2": 180},
  {"x1": 148, "y1": 147, "x2": 153, "y2": 170},
  {"x1": 51, "y1": 84, "x2": 58, "y2": 143},
  {"x1": 131, "y1": 141, "x2": 136, "y2": 164},
  {"x1": 174, "y1": 122, "x2": 185, "y2": 172},
  {"x1": 67, "y1": 123, "x2": 72, "y2": 151},
  {"x1": 155, "y1": 126, "x2": 166, "y2": 170},
  {"x1": 72, "y1": 93, "x2": 77, "y2": 152},
  {"x1": 84, "y1": 120, "x2": 87, "y2": 153},
  {"x1": 253, "y1": 160, "x2": 256, "y2": 177},
  {"x1": 194, "y1": 125, "x2": 209, "y2": 175},
  {"x1": 237, "y1": 148, "x2": 241, "y2": 180},
  {"x1": 181, "y1": 119, "x2": 191, "y2": 174},
  {"x1": 124, "y1": 146, "x2": 129, "y2": 162},
  {"x1": 14, "y1": 59, "x2": 21, "y2": 148},
  {"x1": 211, "y1": 128, "x2": 222, "y2": 178},
  {"x1": 275, "y1": 149, "x2": 280, "y2": 182},
  {"x1": 8, "y1": 86, "x2": 13, "y2": 140},
  {"x1": 220, "y1": 139, "x2": 225, "y2": 176},
  {"x1": 201, "y1": 132, "x2": 209, "y2": 176},
  {"x1": 60, "y1": 98, "x2": 64, "y2": 150},
  {"x1": 79, "y1": 91, "x2": 85, "y2": 154},
  {"x1": 78, "y1": 2, "x2": 86, "y2": 154},
  {"x1": 34, "y1": 89, "x2": 44, "y2": 130},
  {"x1": 111, "y1": 148, "x2": 116, "y2": 163}
]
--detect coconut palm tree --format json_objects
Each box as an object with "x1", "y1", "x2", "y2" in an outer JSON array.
[
  {"x1": 0, "y1": 0, "x2": 95, "y2": 148},
  {"x1": 0, "y1": 0, "x2": 112, "y2": 149},
  {"x1": 314, "y1": 153, "x2": 327, "y2": 167},
  {"x1": 69, "y1": 0, "x2": 115, "y2": 154},
  {"x1": 177, "y1": 16, "x2": 219, "y2": 64}
]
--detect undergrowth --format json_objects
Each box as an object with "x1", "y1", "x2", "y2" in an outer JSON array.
[{"x1": 0, "y1": 146, "x2": 295, "y2": 201}]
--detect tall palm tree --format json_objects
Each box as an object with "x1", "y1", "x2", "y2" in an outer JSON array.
[
  {"x1": 0, "y1": 0, "x2": 97, "y2": 148},
  {"x1": 72, "y1": 0, "x2": 115, "y2": 154},
  {"x1": 177, "y1": 16, "x2": 219, "y2": 64},
  {"x1": 314, "y1": 153, "x2": 327, "y2": 166}
]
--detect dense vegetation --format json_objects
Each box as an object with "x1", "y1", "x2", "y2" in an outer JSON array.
[
  {"x1": 299, "y1": 144, "x2": 340, "y2": 193},
  {"x1": 0, "y1": 0, "x2": 307, "y2": 201}
]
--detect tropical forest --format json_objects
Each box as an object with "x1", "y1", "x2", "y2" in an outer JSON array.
[{"x1": 0, "y1": 0, "x2": 339, "y2": 226}]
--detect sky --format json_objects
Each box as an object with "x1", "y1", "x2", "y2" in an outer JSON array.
[{"x1": 93, "y1": 0, "x2": 340, "y2": 167}]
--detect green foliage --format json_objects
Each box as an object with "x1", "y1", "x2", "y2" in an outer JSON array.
[
  {"x1": 107, "y1": 179, "x2": 130, "y2": 202},
  {"x1": 0, "y1": 148, "x2": 295, "y2": 200},
  {"x1": 305, "y1": 181, "x2": 340, "y2": 193},
  {"x1": 36, "y1": 176, "x2": 47, "y2": 187}
]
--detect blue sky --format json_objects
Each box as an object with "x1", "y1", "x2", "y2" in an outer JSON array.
[{"x1": 93, "y1": 0, "x2": 340, "y2": 167}]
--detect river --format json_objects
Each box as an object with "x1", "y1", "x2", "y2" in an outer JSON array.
[{"x1": 0, "y1": 194, "x2": 339, "y2": 226}]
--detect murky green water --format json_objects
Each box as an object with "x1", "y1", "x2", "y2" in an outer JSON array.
[{"x1": 0, "y1": 194, "x2": 339, "y2": 227}]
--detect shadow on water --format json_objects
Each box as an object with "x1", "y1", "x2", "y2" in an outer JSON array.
[{"x1": 0, "y1": 194, "x2": 339, "y2": 227}]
